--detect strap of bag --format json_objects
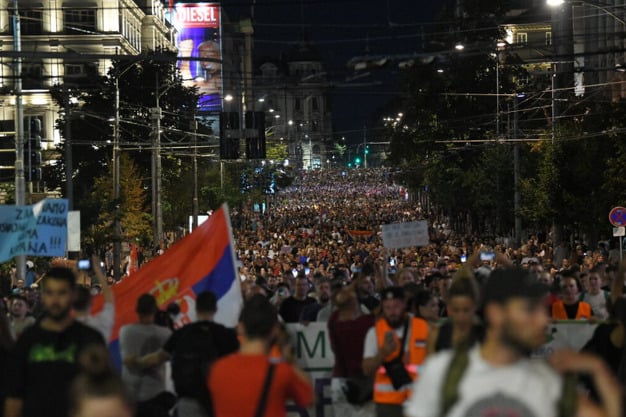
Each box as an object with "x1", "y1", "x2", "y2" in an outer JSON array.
[
  {"x1": 253, "y1": 363, "x2": 276, "y2": 417},
  {"x1": 398, "y1": 318, "x2": 410, "y2": 358},
  {"x1": 440, "y1": 344, "x2": 470, "y2": 416},
  {"x1": 558, "y1": 373, "x2": 578, "y2": 417}
]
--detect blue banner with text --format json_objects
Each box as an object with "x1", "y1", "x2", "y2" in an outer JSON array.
[{"x1": 0, "y1": 199, "x2": 68, "y2": 262}]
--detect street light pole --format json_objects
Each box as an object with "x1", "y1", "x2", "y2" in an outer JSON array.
[
  {"x1": 152, "y1": 74, "x2": 164, "y2": 249},
  {"x1": 192, "y1": 115, "x2": 199, "y2": 230},
  {"x1": 12, "y1": 0, "x2": 26, "y2": 280},
  {"x1": 363, "y1": 125, "x2": 367, "y2": 169},
  {"x1": 113, "y1": 75, "x2": 122, "y2": 280}
]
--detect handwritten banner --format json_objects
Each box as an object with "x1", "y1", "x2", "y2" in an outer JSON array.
[
  {"x1": 381, "y1": 220, "x2": 429, "y2": 249},
  {"x1": 0, "y1": 199, "x2": 68, "y2": 262}
]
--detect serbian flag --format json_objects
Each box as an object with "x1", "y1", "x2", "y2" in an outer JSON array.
[
  {"x1": 128, "y1": 244, "x2": 139, "y2": 275},
  {"x1": 91, "y1": 204, "x2": 242, "y2": 367}
]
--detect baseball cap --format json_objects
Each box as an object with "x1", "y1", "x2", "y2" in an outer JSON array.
[
  {"x1": 482, "y1": 268, "x2": 548, "y2": 306},
  {"x1": 380, "y1": 286, "x2": 404, "y2": 301}
]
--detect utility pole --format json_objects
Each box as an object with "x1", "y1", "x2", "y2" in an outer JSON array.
[
  {"x1": 152, "y1": 74, "x2": 163, "y2": 249},
  {"x1": 13, "y1": 0, "x2": 26, "y2": 280},
  {"x1": 363, "y1": 125, "x2": 368, "y2": 169},
  {"x1": 113, "y1": 75, "x2": 122, "y2": 280},
  {"x1": 64, "y1": 94, "x2": 74, "y2": 211},
  {"x1": 192, "y1": 115, "x2": 198, "y2": 230},
  {"x1": 513, "y1": 95, "x2": 522, "y2": 247}
]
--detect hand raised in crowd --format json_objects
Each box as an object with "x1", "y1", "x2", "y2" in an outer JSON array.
[{"x1": 379, "y1": 331, "x2": 398, "y2": 358}]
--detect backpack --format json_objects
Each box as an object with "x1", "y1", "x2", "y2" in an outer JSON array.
[
  {"x1": 440, "y1": 345, "x2": 578, "y2": 417},
  {"x1": 171, "y1": 322, "x2": 219, "y2": 401}
]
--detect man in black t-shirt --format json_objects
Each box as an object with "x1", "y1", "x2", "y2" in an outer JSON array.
[
  {"x1": 279, "y1": 276, "x2": 316, "y2": 323},
  {"x1": 5, "y1": 267, "x2": 105, "y2": 417},
  {"x1": 128, "y1": 291, "x2": 239, "y2": 417}
]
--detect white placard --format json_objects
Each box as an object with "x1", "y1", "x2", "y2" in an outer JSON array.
[
  {"x1": 67, "y1": 211, "x2": 80, "y2": 252},
  {"x1": 613, "y1": 226, "x2": 625, "y2": 237},
  {"x1": 381, "y1": 220, "x2": 429, "y2": 249}
]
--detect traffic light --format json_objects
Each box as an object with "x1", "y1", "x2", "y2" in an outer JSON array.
[
  {"x1": 355, "y1": 157, "x2": 361, "y2": 165},
  {"x1": 27, "y1": 116, "x2": 42, "y2": 181},
  {"x1": 245, "y1": 111, "x2": 266, "y2": 160},
  {"x1": 219, "y1": 112, "x2": 240, "y2": 160},
  {"x1": 364, "y1": 145, "x2": 369, "y2": 155}
]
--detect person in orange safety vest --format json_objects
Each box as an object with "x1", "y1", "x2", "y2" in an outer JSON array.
[
  {"x1": 551, "y1": 275, "x2": 592, "y2": 320},
  {"x1": 362, "y1": 286, "x2": 429, "y2": 417}
]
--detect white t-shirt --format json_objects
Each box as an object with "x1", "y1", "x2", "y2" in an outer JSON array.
[
  {"x1": 363, "y1": 321, "x2": 411, "y2": 359},
  {"x1": 119, "y1": 323, "x2": 172, "y2": 401},
  {"x1": 581, "y1": 291, "x2": 609, "y2": 320},
  {"x1": 404, "y1": 346, "x2": 563, "y2": 417}
]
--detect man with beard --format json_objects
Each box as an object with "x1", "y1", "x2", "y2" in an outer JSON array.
[
  {"x1": 4, "y1": 267, "x2": 105, "y2": 417},
  {"x1": 300, "y1": 277, "x2": 332, "y2": 323},
  {"x1": 404, "y1": 268, "x2": 622, "y2": 417},
  {"x1": 362, "y1": 286, "x2": 429, "y2": 417}
]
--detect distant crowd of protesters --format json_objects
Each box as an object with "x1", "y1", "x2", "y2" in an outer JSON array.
[{"x1": 0, "y1": 167, "x2": 623, "y2": 417}]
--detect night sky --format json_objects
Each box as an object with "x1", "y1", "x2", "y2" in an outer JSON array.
[{"x1": 222, "y1": 0, "x2": 452, "y2": 144}]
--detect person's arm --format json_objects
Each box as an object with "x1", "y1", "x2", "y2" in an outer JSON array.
[
  {"x1": 4, "y1": 398, "x2": 22, "y2": 417},
  {"x1": 426, "y1": 325, "x2": 440, "y2": 357},
  {"x1": 92, "y1": 255, "x2": 114, "y2": 304},
  {"x1": 134, "y1": 350, "x2": 171, "y2": 370},
  {"x1": 362, "y1": 327, "x2": 395, "y2": 376},
  {"x1": 550, "y1": 350, "x2": 622, "y2": 417}
]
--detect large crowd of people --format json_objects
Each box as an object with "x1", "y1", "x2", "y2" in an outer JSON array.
[{"x1": 0, "y1": 167, "x2": 624, "y2": 417}]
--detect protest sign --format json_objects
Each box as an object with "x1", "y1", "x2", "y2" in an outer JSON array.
[
  {"x1": 381, "y1": 220, "x2": 429, "y2": 249},
  {"x1": 67, "y1": 211, "x2": 81, "y2": 252},
  {"x1": 0, "y1": 199, "x2": 68, "y2": 262}
]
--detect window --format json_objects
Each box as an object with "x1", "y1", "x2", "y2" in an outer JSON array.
[
  {"x1": 295, "y1": 97, "x2": 301, "y2": 111},
  {"x1": 311, "y1": 97, "x2": 319, "y2": 112},
  {"x1": 21, "y1": 9, "x2": 44, "y2": 35},
  {"x1": 63, "y1": 9, "x2": 96, "y2": 34},
  {"x1": 546, "y1": 32, "x2": 552, "y2": 46},
  {"x1": 22, "y1": 61, "x2": 44, "y2": 89},
  {"x1": 64, "y1": 63, "x2": 97, "y2": 79},
  {"x1": 515, "y1": 32, "x2": 528, "y2": 45}
]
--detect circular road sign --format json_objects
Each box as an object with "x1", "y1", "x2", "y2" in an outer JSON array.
[{"x1": 609, "y1": 206, "x2": 626, "y2": 227}]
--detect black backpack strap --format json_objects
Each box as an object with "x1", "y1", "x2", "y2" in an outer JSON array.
[
  {"x1": 253, "y1": 363, "x2": 276, "y2": 417},
  {"x1": 440, "y1": 345, "x2": 470, "y2": 416}
]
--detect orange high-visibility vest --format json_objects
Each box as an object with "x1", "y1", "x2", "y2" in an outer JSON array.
[
  {"x1": 551, "y1": 300, "x2": 592, "y2": 320},
  {"x1": 373, "y1": 317, "x2": 429, "y2": 405}
]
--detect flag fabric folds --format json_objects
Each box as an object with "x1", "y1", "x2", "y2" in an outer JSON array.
[{"x1": 91, "y1": 204, "x2": 242, "y2": 367}]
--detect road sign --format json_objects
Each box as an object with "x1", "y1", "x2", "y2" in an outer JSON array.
[
  {"x1": 609, "y1": 206, "x2": 626, "y2": 227},
  {"x1": 613, "y1": 227, "x2": 625, "y2": 237}
]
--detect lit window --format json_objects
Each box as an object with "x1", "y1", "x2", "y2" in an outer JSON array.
[{"x1": 515, "y1": 32, "x2": 528, "y2": 45}]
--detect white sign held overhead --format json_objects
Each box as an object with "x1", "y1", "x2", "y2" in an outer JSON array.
[
  {"x1": 382, "y1": 220, "x2": 429, "y2": 249},
  {"x1": 67, "y1": 211, "x2": 81, "y2": 252}
]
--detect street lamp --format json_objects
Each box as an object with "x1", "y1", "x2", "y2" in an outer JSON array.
[{"x1": 547, "y1": 0, "x2": 625, "y2": 24}]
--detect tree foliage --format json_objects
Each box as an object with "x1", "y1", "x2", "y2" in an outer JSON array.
[{"x1": 47, "y1": 50, "x2": 202, "y2": 250}]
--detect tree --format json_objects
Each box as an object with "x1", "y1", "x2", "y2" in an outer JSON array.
[
  {"x1": 85, "y1": 153, "x2": 151, "y2": 250},
  {"x1": 47, "y1": 50, "x2": 200, "y2": 246}
]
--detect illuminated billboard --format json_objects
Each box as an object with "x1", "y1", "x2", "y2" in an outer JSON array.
[{"x1": 174, "y1": 3, "x2": 222, "y2": 111}]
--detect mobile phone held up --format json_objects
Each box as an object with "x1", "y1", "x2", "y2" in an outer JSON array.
[
  {"x1": 480, "y1": 252, "x2": 495, "y2": 262},
  {"x1": 77, "y1": 259, "x2": 92, "y2": 270},
  {"x1": 78, "y1": 259, "x2": 105, "y2": 273}
]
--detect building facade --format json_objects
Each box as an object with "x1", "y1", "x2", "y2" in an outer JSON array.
[
  {"x1": 254, "y1": 43, "x2": 332, "y2": 169},
  {"x1": 0, "y1": 0, "x2": 175, "y2": 181}
]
